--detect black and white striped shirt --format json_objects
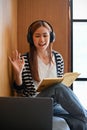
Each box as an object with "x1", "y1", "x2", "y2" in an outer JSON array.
[{"x1": 13, "y1": 50, "x2": 64, "y2": 97}]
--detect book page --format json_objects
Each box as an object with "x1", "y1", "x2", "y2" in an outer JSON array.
[
  {"x1": 37, "y1": 72, "x2": 80, "y2": 92},
  {"x1": 62, "y1": 72, "x2": 80, "y2": 87}
]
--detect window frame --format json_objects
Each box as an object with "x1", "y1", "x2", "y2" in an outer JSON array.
[{"x1": 70, "y1": 0, "x2": 87, "y2": 83}]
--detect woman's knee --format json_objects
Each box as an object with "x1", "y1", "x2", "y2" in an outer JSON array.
[{"x1": 54, "y1": 83, "x2": 68, "y2": 93}]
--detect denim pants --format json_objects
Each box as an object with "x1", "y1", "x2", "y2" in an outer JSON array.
[{"x1": 37, "y1": 83, "x2": 87, "y2": 130}]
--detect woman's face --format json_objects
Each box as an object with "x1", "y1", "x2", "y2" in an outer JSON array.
[{"x1": 32, "y1": 26, "x2": 50, "y2": 51}]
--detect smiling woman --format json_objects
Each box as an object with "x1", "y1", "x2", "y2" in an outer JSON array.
[
  {"x1": 0, "y1": 1, "x2": 73, "y2": 130},
  {"x1": 9, "y1": 20, "x2": 87, "y2": 130}
]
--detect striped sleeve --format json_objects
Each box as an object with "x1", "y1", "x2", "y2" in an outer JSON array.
[{"x1": 53, "y1": 50, "x2": 64, "y2": 77}]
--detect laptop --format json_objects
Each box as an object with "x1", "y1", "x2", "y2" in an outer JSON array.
[{"x1": 0, "y1": 96, "x2": 53, "y2": 130}]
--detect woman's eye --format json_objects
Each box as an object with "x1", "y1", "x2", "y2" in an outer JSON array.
[
  {"x1": 34, "y1": 34, "x2": 49, "y2": 38},
  {"x1": 35, "y1": 35, "x2": 40, "y2": 38},
  {"x1": 43, "y1": 34, "x2": 48, "y2": 37}
]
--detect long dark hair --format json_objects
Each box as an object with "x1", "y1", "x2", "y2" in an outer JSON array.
[{"x1": 27, "y1": 20, "x2": 54, "y2": 82}]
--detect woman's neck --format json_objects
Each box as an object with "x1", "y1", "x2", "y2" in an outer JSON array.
[{"x1": 37, "y1": 50, "x2": 50, "y2": 65}]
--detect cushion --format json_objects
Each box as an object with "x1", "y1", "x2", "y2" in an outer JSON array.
[{"x1": 53, "y1": 116, "x2": 70, "y2": 130}]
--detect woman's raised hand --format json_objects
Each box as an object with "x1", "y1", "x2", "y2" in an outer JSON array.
[{"x1": 9, "y1": 50, "x2": 25, "y2": 76}]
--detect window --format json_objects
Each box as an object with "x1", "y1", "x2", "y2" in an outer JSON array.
[{"x1": 71, "y1": 0, "x2": 87, "y2": 109}]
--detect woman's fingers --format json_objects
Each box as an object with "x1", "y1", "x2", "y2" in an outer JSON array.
[
  {"x1": 15, "y1": 50, "x2": 20, "y2": 59},
  {"x1": 8, "y1": 56, "x2": 12, "y2": 63},
  {"x1": 9, "y1": 50, "x2": 25, "y2": 68},
  {"x1": 21, "y1": 56, "x2": 25, "y2": 65},
  {"x1": 11, "y1": 50, "x2": 18, "y2": 60}
]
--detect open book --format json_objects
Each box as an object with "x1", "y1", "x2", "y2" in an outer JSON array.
[{"x1": 37, "y1": 72, "x2": 80, "y2": 92}]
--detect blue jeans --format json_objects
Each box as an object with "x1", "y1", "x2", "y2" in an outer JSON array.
[{"x1": 37, "y1": 83, "x2": 87, "y2": 130}]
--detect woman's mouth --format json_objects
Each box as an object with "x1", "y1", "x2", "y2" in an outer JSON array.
[{"x1": 39, "y1": 43, "x2": 46, "y2": 46}]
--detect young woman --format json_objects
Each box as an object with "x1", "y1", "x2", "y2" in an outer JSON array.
[{"x1": 9, "y1": 20, "x2": 87, "y2": 130}]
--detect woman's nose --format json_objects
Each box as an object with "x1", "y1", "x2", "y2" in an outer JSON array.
[{"x1": 39, "y1": 36, "x2": 44, "y2": 42}]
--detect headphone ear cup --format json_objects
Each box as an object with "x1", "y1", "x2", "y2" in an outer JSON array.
[
  {"x1": 50, "y1": 32, "x2": 55, "y2": 43},
  {"x1": 27, "y1": 32, "x2": 34, "y2": 46}
]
